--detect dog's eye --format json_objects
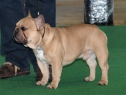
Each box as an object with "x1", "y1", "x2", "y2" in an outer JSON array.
[{"x1": 21, "y1": 26, "x2": 26, "y2": 31}]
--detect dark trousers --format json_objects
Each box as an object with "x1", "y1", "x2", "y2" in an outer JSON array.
[{"x1": 0, "y1": 0, "x2": 56, "y2": 71}]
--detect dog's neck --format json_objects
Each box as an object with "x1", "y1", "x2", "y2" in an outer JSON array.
[
  {"x1": 39, "y1": 24, "x2": 55, "y2": 46},
  {"x1": 37, "y1": 26, "x2": 46, "y2": 47},
  {"x1": 42, "y1": 26, "x2": 45, "y2": 38}
]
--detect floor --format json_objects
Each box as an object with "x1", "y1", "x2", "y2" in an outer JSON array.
[
  {"x1": 56, "y1": 0, "x2": 126, "y2": 26},
  {"x1": 1, "y1": 26, "x2": 126, "y2": 95}
]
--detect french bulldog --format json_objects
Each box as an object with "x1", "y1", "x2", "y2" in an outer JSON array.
[{"x1": 13, "y1": 13, "x2": 109, "y2": 89}]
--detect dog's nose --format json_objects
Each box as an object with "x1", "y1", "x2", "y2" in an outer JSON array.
[
  {"x1": 13, "y1": 28, "x2": 19, "y2": 38},
  {"x1": 12, "y1": 28, "x2": 19, "y2": 42},
  {"x1": 14, "y1": 28, "x2": 19, "y2": 35}
]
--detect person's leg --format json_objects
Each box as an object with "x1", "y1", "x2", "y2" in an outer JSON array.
[
  {"x1": 25, "y1": 0, "x2": 56, "y2": 69},
  {"x1": 39, "y1": 0, "x2": 56, "y2": 27},
  {"x1": 25, "y1": 0, "x2": 56, "y2": 81},
  {"x1": 0, "y1": 0, "x2": 31, "y2": 78},
  {"x1": 25, "y1": 0, "x2": 56, "y2": 26},
  {"x1": 38, "y1": 0, "x2": 56, "y2": 81}
]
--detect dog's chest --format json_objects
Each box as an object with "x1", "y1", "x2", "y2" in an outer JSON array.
[{"x1": 35, "y1": 46, "x2": 50, "y2": 64}]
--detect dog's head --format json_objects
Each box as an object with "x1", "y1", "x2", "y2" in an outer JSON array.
[{"x1": 13, "y1": 12, "x2": 45, "y2": 49}]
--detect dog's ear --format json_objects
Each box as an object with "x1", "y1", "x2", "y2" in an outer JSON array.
[
  {"x1": 27, "y1": 11, "x2": 32, "y2": 18},
  {"x1": 34, "y1": 15, "x2": 45, "y2": 31}
]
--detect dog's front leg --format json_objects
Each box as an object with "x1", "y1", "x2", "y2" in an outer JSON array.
[
  {"x1": 36, "y1": 59, "x2": 49, "y2": 86},
  {"x1": 47, "y1": 61, "x2": 62, "y2": 89}
]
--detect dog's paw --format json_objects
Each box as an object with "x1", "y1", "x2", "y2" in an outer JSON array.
[
  {"x1": 47, "y1": 83, "x2": 58, "y2": 89},
  {"x1": 98, "y1": 80, "x2": 108, "y2": 85},
  {"x1": 84, "y1": 77, "x2": 95, "y2": 81},
  {"x1": 36, "y1": 80, "x2": 47, "y2": 86}
]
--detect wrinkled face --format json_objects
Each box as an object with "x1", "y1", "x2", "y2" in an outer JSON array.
[{"x1": 13, "y1": 14, "x2": 45, "y2": 49}]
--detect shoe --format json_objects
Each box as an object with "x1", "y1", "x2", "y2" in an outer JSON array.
[
  {"x1": 35, "y1": 65, "x2": 52, "y2": 82},
  {"x1": 0, "y1": 62, "x2": 30, "y2": 79}
]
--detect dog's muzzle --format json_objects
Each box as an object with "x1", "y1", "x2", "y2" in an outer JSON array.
[{"x1": 13, "y1": 28, "x2": 28, "y2": 45}]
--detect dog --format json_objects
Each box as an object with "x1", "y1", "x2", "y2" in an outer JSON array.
[{"x1": 13, "y1": 13, "x2": 109, "y2": 89}]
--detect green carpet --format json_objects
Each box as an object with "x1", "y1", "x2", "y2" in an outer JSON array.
[{"x1": 0, "y1": 26, "x2": 126, "y2": 95}]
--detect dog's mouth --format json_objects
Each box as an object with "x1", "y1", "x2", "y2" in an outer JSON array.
[
  {"x1": 13, "y1": 32, "x2": 28, "y2": 45},
  {"x1": 13, "y1": 36, "x2": 28, "y2": 45}
]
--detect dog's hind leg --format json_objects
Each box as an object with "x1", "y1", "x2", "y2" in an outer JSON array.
[
  {"x1": 95, "y1": 48, "x2": 109, "y2": 85},
  {"x1": 83, "y1": 50, "x2": 97, "y2": 81}
]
